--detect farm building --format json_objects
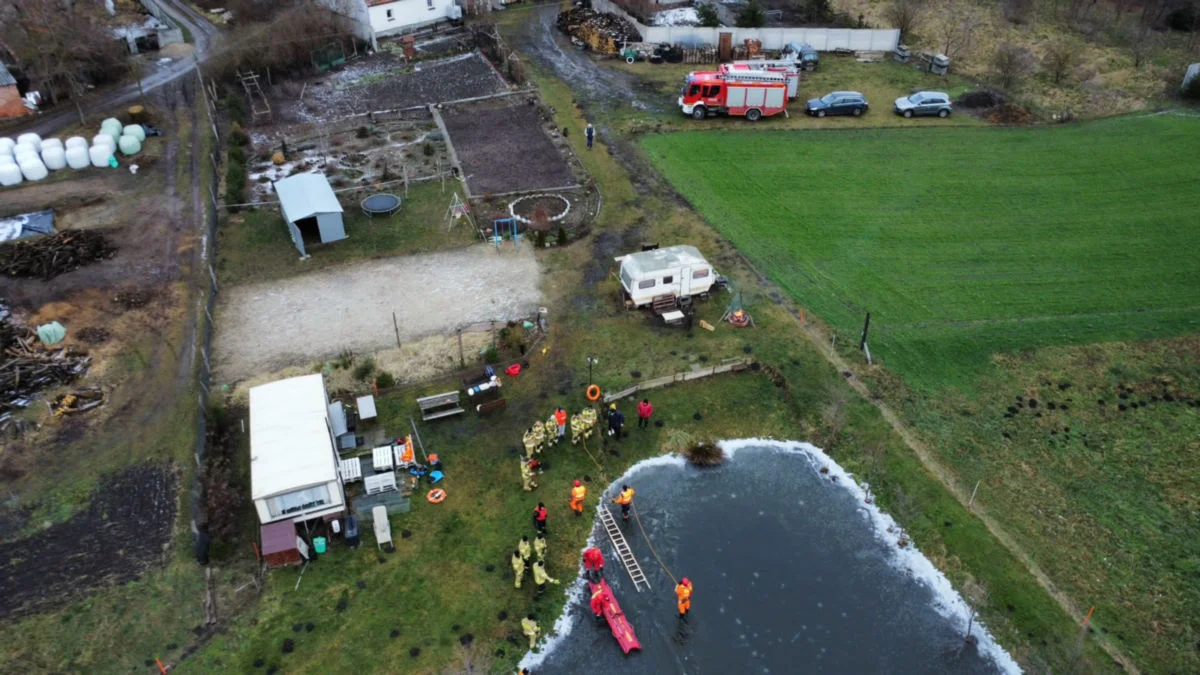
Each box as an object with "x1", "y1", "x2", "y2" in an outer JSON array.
[
  {"x1": 273, "y1": 173, "x2": 346, "y2": 257},
  {"x1": 249, "y1": 374, "x2": 346, "y2": 526},
  {"x1": 0, "y1": 63, "x2": 28, "y2": 119},
  {"x1": 323, "y1": 0, "x2": 462, "y2": 51},
  {"x1": 615, "y1": 245, "x2": 717, "y2": 308}
]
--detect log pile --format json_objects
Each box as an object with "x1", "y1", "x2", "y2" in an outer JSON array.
[
  {"x1": 556, "y1": 7, "x2": 641, "y2": 56},
  {"x1": 1, "y1": 310, "x2": 91, "y2": 414},
  {"x1": 0, "y1": 230, "x2": 117, "y2": 281}
]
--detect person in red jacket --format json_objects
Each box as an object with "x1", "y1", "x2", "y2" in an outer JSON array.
[
  {"x1": 590, "y1": 587, "x2": 609, "y2": 619},
  {"x1": 582, "y1": 547, "x2": 605, "y2": 581},
  {"x1": 636, "y1": 398, "x2": 653, "y2": 429},
  {"x1": 533, "y1": 502, "x2": 548, "y2": 534}
]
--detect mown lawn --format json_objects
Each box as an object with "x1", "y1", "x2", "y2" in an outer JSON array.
[
  {"x1": 642, "y1": 114, "x2": 1200, "y2": 390},
  {"x1": 216, "y1": 180, "x2": 478, "y2": 285}
]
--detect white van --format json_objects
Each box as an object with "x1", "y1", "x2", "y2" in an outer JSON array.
[{"x1": 615, "y1": 245, "x2": 716, "y2": 308}]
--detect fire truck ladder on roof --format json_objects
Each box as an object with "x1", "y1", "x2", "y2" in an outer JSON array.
[{"x1": 599, "y1": 505, "x2": 651, "y2": 593}]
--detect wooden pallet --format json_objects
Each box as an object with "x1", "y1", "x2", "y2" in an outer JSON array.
[{"x1": 599, "y1": 506, "x2": 650, "y2": 593}]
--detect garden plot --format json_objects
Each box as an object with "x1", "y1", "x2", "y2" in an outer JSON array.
[
  {"x1": 441, "y1": 99, "x2": 579, "y2": 195},
  {"x1": 246, "y1": 119, "x2": 450, "y2": 200},
  {"x1": 268, "y1": 52, "x2": 508, "y2": 126},
  {"x1": 0, "y1": 463, "x2": 175, "y2": 619}
]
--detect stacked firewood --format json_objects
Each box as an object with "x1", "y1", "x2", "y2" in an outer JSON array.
[
  {"x1": 1, "y1": 318, "x2": 90, "y2": 413},
  {"x1": 557, "y1": 7, "x2": 642, "y2": 54},
  {"x1": 0, "y1": 230, "x2": 117, "y2": 280}
]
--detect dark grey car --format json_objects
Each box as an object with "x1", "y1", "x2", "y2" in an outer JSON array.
[
  {"x1": 893, "y1": 91, "x2": 953, "y2": 118},
  {"x1": 805, "y1": 91, "x2": 869, "y2": 117}
]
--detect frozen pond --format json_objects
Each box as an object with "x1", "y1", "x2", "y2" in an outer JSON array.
[{"x1": 522, "y1": 440, "x2": 1020, "y2": 674}]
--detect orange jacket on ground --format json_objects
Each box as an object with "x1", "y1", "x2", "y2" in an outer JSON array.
[{"x1": 614, "y1": 488, "x2": 634, "y2": 505}]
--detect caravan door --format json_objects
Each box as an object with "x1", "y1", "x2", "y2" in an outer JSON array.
[{"x1": 679, "y1": 266, "x2": 692, "y2": 296}]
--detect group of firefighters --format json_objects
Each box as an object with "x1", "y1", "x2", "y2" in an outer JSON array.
[{"x1": 511, "y1": 396, "x2": 697, "y2": 664}]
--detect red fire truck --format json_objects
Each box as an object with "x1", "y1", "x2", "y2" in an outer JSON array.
[
  {"x1": 721, "y1": 61, "x2": 802, "y2": 99},
  {"x1": 678, "y1": 69, "x2": 789, "y2": 121}
]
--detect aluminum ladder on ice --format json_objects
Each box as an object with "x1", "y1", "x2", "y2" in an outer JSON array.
[{"x1": 599, "y1": 505, "x2": 651, "y2": 593}]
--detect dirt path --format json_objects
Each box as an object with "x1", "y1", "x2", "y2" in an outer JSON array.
[{"x1": 212, "y1": 244, "x2": 543, "y2": 382}]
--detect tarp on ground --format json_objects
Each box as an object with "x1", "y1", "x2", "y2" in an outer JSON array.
[{"x1": 0, "y1": 209, "x2": 55, "y2": 243}]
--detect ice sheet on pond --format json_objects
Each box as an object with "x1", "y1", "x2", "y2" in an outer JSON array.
[{"x1": 521, "y1": 440, "x2": 1021, "y2": 675}]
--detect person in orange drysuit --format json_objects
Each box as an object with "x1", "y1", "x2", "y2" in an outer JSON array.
[
  {"x1": 590, "y1": 587, "x2": 610, "y2": 619},
  {"x1": 675, "y1": 577, "x2": 693, "y2": 619},
  {"x1": 554, "y1": 407, "x2": 568, "y2": 443},
  {"x1": 582, "y1": 547, "x2": 605, "y2": 581},
  {"x1": 612, "y1": 484, "x2": 634, "y2": 521},
  {"x1": 569, "y1": 479, "x2": 587, "y2": 516}
]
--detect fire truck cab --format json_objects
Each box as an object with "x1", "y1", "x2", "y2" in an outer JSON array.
[{"x1": 678, "y1": 70, "x2": 788, "y2": 122}]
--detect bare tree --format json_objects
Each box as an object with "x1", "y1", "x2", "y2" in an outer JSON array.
[
  {"x1": 884, "y1": 0, "x2": 924, "y2": 39},
  {"x1": 1042, "y1": 39, "x2": 1079, "y2": 84},
  {"x1": 938, "y1": 5, "x2": 982, "y2": 60},
  {"x1": 992, "y1": 43, "x2": 1037, "y2": 90},
  {"x1": 1003, "y1": 0, "x2": 1034, "y2": 25},
  {"x1": 2, "y1": 0, "x2": 130, "y2": 122},
  {"x1": 1128, "y1": 28, "x2": 1158, "y2": 68}
]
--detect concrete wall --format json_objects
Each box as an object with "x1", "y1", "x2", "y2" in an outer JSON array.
[
  {"x1": 139, "y1": 0, "x2": 185, "y2": 47},
  {"x1": 369, "y1": 0, "x2": 455, "y2": 37},
  {"x1": 592, "y1": 0, "x2": 899, "y2": 51},
  {"x1": 0, "y1": 85, "x2": 27, "y2": 119}
]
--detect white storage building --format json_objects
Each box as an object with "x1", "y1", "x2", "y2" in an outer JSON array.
[
  {"x1": 274, "y1": 173, "x2": 346, "y2": 257},
  {"x1": 249, "y1": 374, "x2": 346, "y2": 525}
]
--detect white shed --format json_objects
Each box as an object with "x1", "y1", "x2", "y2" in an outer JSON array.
[
  {"x1": 274, "y1": 173, "x2": 346, "y2": 257},
  {"x1": 249, "y1": 374, "x2": 346, "y2": 525},
  {"x1": 615, "y1": 245, "x2": 717, "y2": 308}
]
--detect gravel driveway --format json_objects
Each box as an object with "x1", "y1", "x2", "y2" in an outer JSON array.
[{"x1": 213, "y1": 245, "x2": 542, "y2": 382}]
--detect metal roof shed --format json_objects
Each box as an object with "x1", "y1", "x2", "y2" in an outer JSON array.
[
  {"x1": 249, "y1": 374, "x2": 345, "y2": 525},
  {"x1": 274, "y1": 173, "x2": 346, "y2": 256}
]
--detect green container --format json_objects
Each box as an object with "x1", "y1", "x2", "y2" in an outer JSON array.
[{"x1": 313, "y1": 537, "x2": 327, "y2": 554}]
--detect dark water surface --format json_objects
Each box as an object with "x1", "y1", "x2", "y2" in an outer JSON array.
[{"x1": 523, "y1": 441, "x2": 1018, "y2": 675}]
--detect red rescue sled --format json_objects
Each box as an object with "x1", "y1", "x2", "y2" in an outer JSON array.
[{"x1": 589, "y1": 578, "x2": 641, "y2": 654}]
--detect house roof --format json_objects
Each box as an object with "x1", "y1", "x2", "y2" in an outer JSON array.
[
  {"x1": 249, "y1": 374, "x2": 337, "y2": 501},
  {"x1": 366, "y1": 0, "x2": 398, "y2": 6},
  {"x1": 260, "y1": 520, "x2": 299, "y2": 555},
  {"x1": 274, "y1": 173, "x2": 343, "y2": 223},
  {"x1": 0, "y1": 63, "x2": 16, "y2": 88},
  {"x1": 617, "y1": 245, "x2": 709, "y2": 276}
]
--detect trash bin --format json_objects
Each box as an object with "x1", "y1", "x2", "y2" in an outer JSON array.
[
  {"x1": 345, "y1": 515, "x2": 360, "y2": 548},
  {"x1": 314, "y1": 537, "x2": 327, "y2": 554}
]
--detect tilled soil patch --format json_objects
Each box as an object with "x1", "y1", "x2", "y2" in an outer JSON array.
[
  {"x1": 442, "y1": 102, "x2": 577, "y2": 195},
  {"x1": 0, "y1": 463, "x2": 176, "y2": 620}
]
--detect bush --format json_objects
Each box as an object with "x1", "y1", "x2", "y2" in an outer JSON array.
[
  {"x1": 352, "y1": 356, "x2": 376, "y2": 380},
  {"x1": 557, "y1": 226, "x2": 568, "y2": 247},
  {"x1": 227, "y1": 144, "x2": 246, "y2": 166},
  {"x1": 483, "y1": 345, "x2": 500, "y2": 364},
  {"x1": 735, "y1": 0, "x2": 765, "y2": 27},
  {"x1": 356, "y1": 125, "x2": 371, "y2": 139},
  {"x1": 423, "y1": 142, "x2": 435, "y2": 157},
  {"x1": 1183, "y1": 74, "x2": 1200, "y2": 101},
  {"x1": 224, "y1": 162, "x2": 247, "y2": 206},
  {"x1": 334, "y1": 349, "x2": 354, "y2": 370},
  {"x1": 535, "y1": 230, "x2": 547, "y2": 249},
  {"x1": 375, "y1": 371, "x2": 396, "y2": 389},
  {"x1": 684, "y1": 440, "x2": 726, "y2": 467},
  {"x1": 204, "y1": 5, "x2": 353, "y2": 82},
  {"x1": 697, "y1": 3, "x2": 720, "y2": 27},
  {"x1": 991, "y1": 43, "x2": 1036, "y2": 91},
  {"x1": 223, "y1": 95, "x2": 247, "y2": 125}
]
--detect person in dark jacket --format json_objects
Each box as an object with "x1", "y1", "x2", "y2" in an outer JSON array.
[{"x1": 607, "y1": 403, "x2": 625, "y2": 440}]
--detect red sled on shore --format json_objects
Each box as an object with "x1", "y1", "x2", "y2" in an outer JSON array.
[{"x1": 589, "y1": 578, "x2": 641, "y2": 654}]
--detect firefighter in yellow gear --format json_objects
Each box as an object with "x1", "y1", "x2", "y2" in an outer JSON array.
[
  {"x1": 511, "y1": 550, "x2": 526, "y2": 589},
  {"x1": 579, "y1": 407, "x2": 598, "y2": 441},
  {"x1": 532, "y1": 560, "x2": 560, "y2": 599},
  {"x1": 533, "y1": 532, "x2": 547, "y2": 561},
  {"x1": 518, "y1": 536, "x2": 532, "y2": 563},
  {"x1": 520, "y1": 458, "x2": 538, "y2": 491},
  {"x1": 543, "y1": 416, "x2": 558, "y2": 445},
  {"x1": 570, "y1": 414, "x2": 587, "y2": 445},
  {"x1": 521, "y1": 614, "x2": 540, "y2": 649},
  {"x1": 530, "y1": 423, "x2": 546, "y2": 454},
  {"x1": 523, "y1": 426, "x2": 539, "y2": 458}
]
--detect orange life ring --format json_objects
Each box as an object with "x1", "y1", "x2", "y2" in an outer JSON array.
[
  {"x1": 427, "y1": 488, "x2": 447, "y2": 504},
  {"x1": 586, "y1": 384, "x2": 601, "y2": 401}
]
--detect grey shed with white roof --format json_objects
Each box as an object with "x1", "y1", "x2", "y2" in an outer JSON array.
[{"x1": 274, "y1": 173, "x2": 346, "y2": 256}]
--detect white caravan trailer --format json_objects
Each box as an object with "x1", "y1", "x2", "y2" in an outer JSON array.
[{"x1": 615, "y1": 245, "x2": 716, "y2": 308}]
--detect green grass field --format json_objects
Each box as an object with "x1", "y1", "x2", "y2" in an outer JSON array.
[{"x1": 642, "y1": 114, "x2": 1200, "y2": 390}]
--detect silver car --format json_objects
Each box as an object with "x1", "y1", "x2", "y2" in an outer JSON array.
[{"x1": 893, "y1": 91, "x2": 952, "y2": 118}]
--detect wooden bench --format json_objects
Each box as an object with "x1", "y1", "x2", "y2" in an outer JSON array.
[{"x1": 417, "y1": 391, "x2": 464, "y2": 421}]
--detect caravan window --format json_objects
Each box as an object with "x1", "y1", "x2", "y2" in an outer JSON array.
[
  {"x1": 638, "y1": 279, "x2": 656, "y2": 289},
  {"x1": 269, "y1": 485, "x2": 331, "y2": 518},
  {"x1": 693, "y1": 268, "x2": 710, "y2": 279},
  {"x1": 662, "y1": 276, "x2": 673, "y2": 284}
]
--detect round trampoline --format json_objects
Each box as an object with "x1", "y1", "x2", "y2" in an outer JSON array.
[{"x1": 361, "y1": 193, "x2": 402, "y2": 217}]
